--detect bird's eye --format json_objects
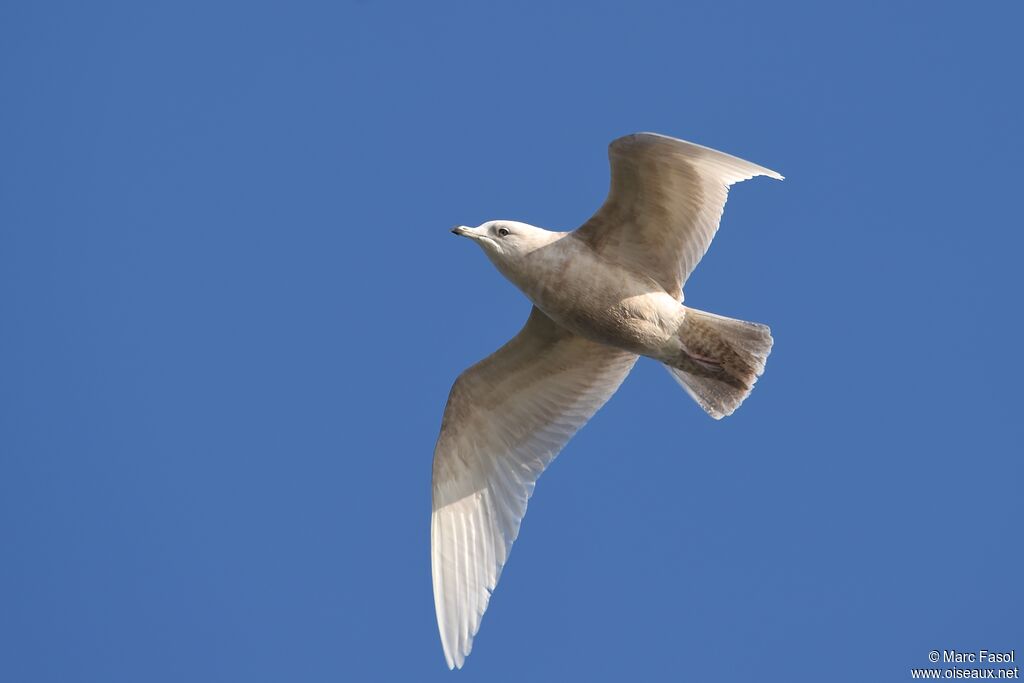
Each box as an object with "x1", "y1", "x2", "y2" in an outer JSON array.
[{"x1": 497, "y1": 227, "x2": 510, "y2": 237}]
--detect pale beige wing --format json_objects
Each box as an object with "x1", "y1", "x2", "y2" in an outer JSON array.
[
  {"x1": 431, "y1": 307, "x2": 637, "y2": 669},
  {"x1": 574, "y1": 132, "x2": 783, "y2": 298}
]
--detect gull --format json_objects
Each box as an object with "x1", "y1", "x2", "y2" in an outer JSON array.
[{"x1": 431, "y1": 132, "x2": 783, "y2": 668}]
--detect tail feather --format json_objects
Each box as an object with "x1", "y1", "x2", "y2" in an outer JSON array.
[{"x1": 664, "y1": 307, "x2": 773, "y2": 419}]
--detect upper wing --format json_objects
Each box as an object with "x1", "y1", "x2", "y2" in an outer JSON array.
[
  {"x1": 574, "y1": 133, "x2": 783, "y2": 298},
  {"x1": 431, "y1": 307, "x2": 637, "y2": 669}
]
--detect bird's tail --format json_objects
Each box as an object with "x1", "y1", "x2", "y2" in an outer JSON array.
[{"x1": 663, "y1": 307, "x2": 773, "y2": 420}]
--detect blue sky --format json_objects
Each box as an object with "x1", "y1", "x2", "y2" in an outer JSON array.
[{"x1": 1, "y1": 1, "x2": 1021, "y2": 681}]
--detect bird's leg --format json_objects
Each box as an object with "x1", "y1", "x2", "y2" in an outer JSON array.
[{"x1": 682, "y1": 345, "x2": 722, "y2": 368}]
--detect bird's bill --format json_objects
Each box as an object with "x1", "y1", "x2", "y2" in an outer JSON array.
[{"x1": 451, "y1": 225, "x2": 497, "y2": 250}]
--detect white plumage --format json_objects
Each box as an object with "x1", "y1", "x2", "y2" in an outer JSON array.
[{"x1": 432, "y1": 133, "x2": 783, "y2": 668}]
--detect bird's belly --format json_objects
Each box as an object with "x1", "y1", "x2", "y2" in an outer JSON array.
[
  {"x1": 509, "y1": 236, "x2": 684, "y2": 357},
  {"x1": 537, "y1": 285, "x2": 683, "y2": 357}
]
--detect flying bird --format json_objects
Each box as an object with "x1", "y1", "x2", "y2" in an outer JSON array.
[{"x1": 431, "y1": 132, "x2": 783, "y2": 668}]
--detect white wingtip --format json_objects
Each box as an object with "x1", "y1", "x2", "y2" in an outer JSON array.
[{"x1": 621, "y1": 131, "x2": 784, "y2": 182}]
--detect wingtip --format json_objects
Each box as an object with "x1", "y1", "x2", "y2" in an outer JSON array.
[
  {"x1": 439, "y1": 631, "x2": 466, "y2": 670},
  {"x1": 614, "y1": 132, "x2": 784, "y2": 182},
  {"x1": 752, "y1": 163, "x2": 784, "y2": 182},
  {"x1": 438, "y1": 626, "x2": 467, "y2": 670},
  {"x1": 446, "y1": 649, "x2": 465, "y2": 670}
]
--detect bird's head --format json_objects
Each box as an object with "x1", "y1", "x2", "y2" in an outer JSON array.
[{"x1": 450, "y1": 221, "x2": 558, "y2": 270}]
